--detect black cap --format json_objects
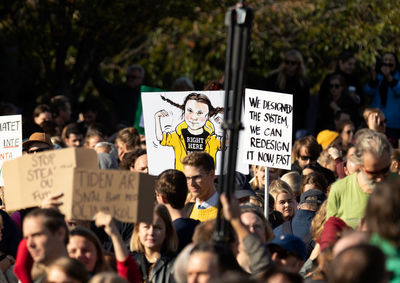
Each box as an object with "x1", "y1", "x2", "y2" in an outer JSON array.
[{"x1": 299, "y1": 189, "x2": 326, "y2": 205}]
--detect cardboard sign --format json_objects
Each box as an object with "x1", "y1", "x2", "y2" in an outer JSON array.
[
  {"x1": 141, "y1": 90, "x2": 249, "y2": 176},
  {"x1": 2, "y1": 147, "x2": 98, "y2": 210},
  {"x1": 244, "y1": 89, "x2": 293, "y2": 170},
  {"x1": 2, "y1": 147, "x2": 155, "y2": 223},
  {"x1": 66, "y1": 168, "x2": 155, "y2": 223},
  {"x1": 0, "y1": 115, "x2": 22, "y2": 186}
]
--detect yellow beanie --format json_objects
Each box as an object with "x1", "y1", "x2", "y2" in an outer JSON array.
[{"x1": 317, "y1": 130, "x2": 339, "y2": 149}]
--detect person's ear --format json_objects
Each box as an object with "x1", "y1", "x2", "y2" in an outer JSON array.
[{"x1": 271, "y1": 252, "x2": 279, "y2": 263}]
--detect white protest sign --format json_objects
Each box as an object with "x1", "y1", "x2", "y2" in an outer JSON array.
[
  {"x1": 244, "y1": 89, "x2": 293, "y2": 170},
  {"x1": 0, "y1": 115, "x2": 22, "y2": 186},
  {"x1": 141, "y1": 91, "x2": 248, "y2": 176}
]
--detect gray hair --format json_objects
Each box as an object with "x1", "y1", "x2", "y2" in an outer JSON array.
[
  {"x1": 354, "y1": 129, "x2": 392, "y2": 165},
  {"x1": 127, "y1": 64, "x2": 145, "y2": 78}
]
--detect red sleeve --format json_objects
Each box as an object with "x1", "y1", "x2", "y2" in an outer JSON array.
[
  {"x1": 116, "y1": 255, "x2": 141, "y2": 283},
  {"x1": 13, "y1": 239, "x2": 33, "y2": 283}
]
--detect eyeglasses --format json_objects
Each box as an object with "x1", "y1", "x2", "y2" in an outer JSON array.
[
  {"x1": 284, "y1": 60, "x2": 299, "y2": 66},
  {"x1": 299, "y1": 155, "x2": 315, "y2": 161},
  {"x1": 27, "y1": 147, "x2": 50, "y2": 154},
  {"x1": 330, "y1": 84, "x2": 341, "y2": 89},
  {"x1": 362, "y1": 164, "x2": 390, "y2": 178},
  {"x1": 382, "y1": 63, "x2": 394, "y2": 68}
]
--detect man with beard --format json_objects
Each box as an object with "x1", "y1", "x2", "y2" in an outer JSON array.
[{"x1": 326, "y1": 129, "x2": 394, "y2": 228}]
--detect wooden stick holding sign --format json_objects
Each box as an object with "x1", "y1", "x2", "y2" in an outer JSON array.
[{"x1": 264, "y1": 166, "x2": 269, "y2": 219}]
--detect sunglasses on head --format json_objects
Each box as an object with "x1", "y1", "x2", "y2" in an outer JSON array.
[
  {"x1": 284, "y1": 60, "x2": 299, "y2": 66},
  {"x1": 330, "y1": 83, "x2": 341, "y2": 89},
  {"x1": 382, "y1": 63, "x2": 394, "y2": 68}
]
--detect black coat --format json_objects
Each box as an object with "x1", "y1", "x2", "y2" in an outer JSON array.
[{"x1": 131, "y1": 252, "x2": 176, "y2": 283}]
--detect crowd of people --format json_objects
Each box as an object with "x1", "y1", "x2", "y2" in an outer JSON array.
[{"x1": 0, "y1": 49, "x2": 399, "y2": 283}]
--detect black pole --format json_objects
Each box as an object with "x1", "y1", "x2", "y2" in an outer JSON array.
[{"x1": 214, "y1": 1, "x2": 253, "y2": 244}]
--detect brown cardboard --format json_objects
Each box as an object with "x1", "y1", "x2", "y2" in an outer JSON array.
[
  {"x1": 63, "y1": 168, "x2": 155, "y2": 223},
  {"x1": 2, "y1": 147, "x2": 97, "y2": 211}
]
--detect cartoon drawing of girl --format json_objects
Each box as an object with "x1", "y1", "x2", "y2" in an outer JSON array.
[{"x1": 154, "y1": 93, "x2": 224, "y2": 171}]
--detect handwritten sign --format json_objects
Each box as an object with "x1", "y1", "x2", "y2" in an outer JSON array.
[
  {"x1": 2, "y1": 147, "x2": 98, "y2": 209},
  {"x1": 244, "y1": 89, "x2": 293, "y2": 170},
  {"x1": 2, "y1": 148, "x2": 155, "y2": 223},
  {"x1": 0, "y1": 115, "x2": 22, "y2": 186},
  {"x1": 68, "y1": 168, "x2": 155, "y2": 223}
]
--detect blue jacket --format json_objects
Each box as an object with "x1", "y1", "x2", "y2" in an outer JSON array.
[
  {"x1": 364, "y1": 71, "x2": 400, "y2": 129},
  {"x1": 274, "y1": 209, "x2": 316, "y2": 258}
]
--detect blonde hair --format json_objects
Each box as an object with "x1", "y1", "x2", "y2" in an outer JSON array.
[
  {"x1": 250, "y1": 165, "x2": 264, "y2": 190},
  {"x1": 130, "y1": 204, "x2": 178, "y2": 254},
  {"x1": 318, "y1": 148, "x2": 334, "y2": 167},
  {"x1": 269, "y1": 180, "x2": 295, "y2": 219},
  {"x1": 311, "y1": 200, "x2": 328, "y2": 240},
  {"x1": 269, "y1": 179, "x2": 293, "y2": 201},
  {"x1": 274, "y1": 49, "x2": 307, "y2": 90},
  {"x1": 280, "y1": 171, "x2": 301, "y2": 197}
]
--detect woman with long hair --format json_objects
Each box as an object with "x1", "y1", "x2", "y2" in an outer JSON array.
[
  {"x1": 68, "y1": 216, "x2": 141, "y2": 283},
  {"x1": 130, "y1": 204, "x2": 178, "y2": 283},
  {"x1": 317, "y1": 74, "x2": 358, "y2": 130},
  {"x1": 265, "y1": 49, "x2": 310, "y2": 135},
  {"x1": 269, "y1": 180, "x2": 296, "y2": 222},
  {"x1": 365, "y1": 52, "x2": 400, "y2": 147}
]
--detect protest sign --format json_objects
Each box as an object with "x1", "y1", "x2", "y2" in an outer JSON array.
[
  {"x1": 0, "y1": 115, "x2": 22, "y2": 186},
  {"x1": 3, "y1": 148, "x2": 155, "y2": 223},
  {"x1": 244, "y1": 89, "x2": 293, "y2": 170},
  {"x1": 141, "y1": 91, "x2": 248, "y2": 175},
  {"x1": 2, "y1": 147, "x2": 97, "y2": 210},
  {"x1": 67, "y1": 168, "x2": 155, "y2": 223}
]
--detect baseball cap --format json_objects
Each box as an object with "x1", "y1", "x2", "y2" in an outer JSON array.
[
  {"x1": 269, "y1": 234, "x2": 306, "y2": 261},
  {"x1": 299, "y1": 189, "x2": 326, "y2": 205}
]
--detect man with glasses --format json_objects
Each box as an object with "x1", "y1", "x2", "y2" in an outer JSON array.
[
  {"x1": 291, "y1": 135, "x2": 335, "y2": 184},
  {"x1": 326, "y1": 129, "x2": 394, "y2": 228},
  {"x1": 182, "y1": 152, "x2": 218, "y2": 222},
  {"x1": 22, "y1": 132, "x2": 53, "y2": 154}
]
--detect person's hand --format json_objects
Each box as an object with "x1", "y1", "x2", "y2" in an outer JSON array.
[
  {"x1": 220, "y1": 193, "x2": 240, "y2": 222},
  {"x1": 94, "y1": 211, "x2": 118, "y2": 237},
  {"x1": 367, "y1": 113, "x2": 385, "y2": 133},
  {"x1": 40, "y1": 192, "x2": 64, "y2": 210},
  {"x1": 328, "y1": 147, "x2": 341, "y2": 160}
]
